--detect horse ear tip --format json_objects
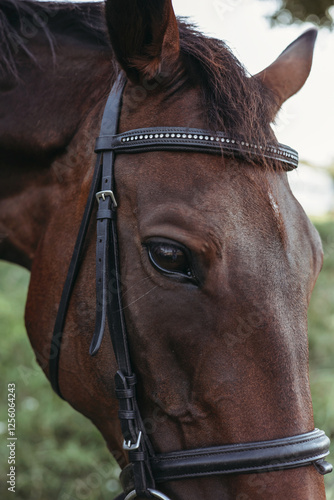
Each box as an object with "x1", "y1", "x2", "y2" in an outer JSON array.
[
  {"x1": 280, "y1": 28, "x2": 318, "y2": 59},
  {"x1": 300, "y1": 28, "x2": 318, "y2": 45}
]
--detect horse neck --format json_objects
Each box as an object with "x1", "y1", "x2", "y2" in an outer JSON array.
[{"x1": 0, "y1": 35, "x2": 113, "y2": 269}]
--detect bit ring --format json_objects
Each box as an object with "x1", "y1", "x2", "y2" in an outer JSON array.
[{"x1": 124, "y1": 488, "x2": 172, "y2": 500}]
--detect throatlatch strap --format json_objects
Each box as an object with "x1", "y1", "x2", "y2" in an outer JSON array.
[{"x1": 49, "y1": 152, "x2": 102, "y2": 399}]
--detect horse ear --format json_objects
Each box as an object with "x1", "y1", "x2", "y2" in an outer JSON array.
[
  {"x1": 105, "y1": 0, "x2": 180, "y2": 83},
  {"x1": 255, "y1": 29, "x2": 317, "y2": 118}
]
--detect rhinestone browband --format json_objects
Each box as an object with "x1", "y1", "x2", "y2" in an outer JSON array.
[{"x1": 95, "y1": 127, "x2": 299, "y2": 171}]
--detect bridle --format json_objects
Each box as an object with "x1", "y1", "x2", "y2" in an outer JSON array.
[{"x1": 49, "y1": 74, "x2": 332, "y2": 499}]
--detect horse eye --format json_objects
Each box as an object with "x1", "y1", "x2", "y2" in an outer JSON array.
[{"x1": 146, "y1": 240, "x2": 195, "y2": 280}]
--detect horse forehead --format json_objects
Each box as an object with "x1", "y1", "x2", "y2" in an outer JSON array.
[
  {"x1": 115, "y1": 157, "x2": 293, "y2": 270},
  {"x1": 117, "y1": 156, "x2": 232, "y2": 233},
  {"x1": 119, "y1": 84, "x2": 204, "y2": 132},
  {"x1": 117, "y1": 152, "x2": 272, "y2": 218}
]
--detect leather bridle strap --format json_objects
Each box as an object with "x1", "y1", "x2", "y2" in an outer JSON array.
[
  {"x1": 95, "y1": 128, "x2": 299, "y2": 171},
  {"x1": 49, "y1": 151, "x2": 103, "y2": 398},
  {"x1": 120, "y1": 429, "x2": 332, "y2": 493},
  {"x1": 152, "y1": 428, "x2": 332, "y2": 479},
  {"x1": 90, "y1": 75, "x2": 156, "y2": 497},
  {"x1": 49, "y1": 74, "x2": 156, "y2": 497},
  {"x1": 120, "y1": 429, "x2": 332, "y2": 496}
]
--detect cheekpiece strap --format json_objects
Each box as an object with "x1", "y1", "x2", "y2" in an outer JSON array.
[{"x1": 91, "y1": 74, "x2": 156, "y2": 497}]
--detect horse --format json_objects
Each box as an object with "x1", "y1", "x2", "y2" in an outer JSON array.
[{"x1": 0, "y1": 0, "x2": 331, "y2": 498}]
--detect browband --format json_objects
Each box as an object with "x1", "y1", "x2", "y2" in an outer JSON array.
[{"x1": 95, "y1": 127, "x2": 299, "y2": 171}]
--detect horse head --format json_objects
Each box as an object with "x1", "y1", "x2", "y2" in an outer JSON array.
[{"x1": 0, "y1": 1, "x2": 330, "y2": 498}]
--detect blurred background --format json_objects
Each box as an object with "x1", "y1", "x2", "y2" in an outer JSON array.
[{"x1": 0, "y1": 0, "x2": 333, "y2": 498}]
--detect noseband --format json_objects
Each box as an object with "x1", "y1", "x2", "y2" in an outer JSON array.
[{"x1": 49, "y1": 75, "x2": 332, "y2": 499}]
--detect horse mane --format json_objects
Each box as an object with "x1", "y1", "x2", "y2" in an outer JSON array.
[
  {"x1": 0, "y1": 0, "x2": 109, "y2": 82},
  {"x1": 177, "y1": 21, "x2": 275, "y2": 145},
  {"x1": 0, "y1": 0, "x2": 275, "y2": 149}
]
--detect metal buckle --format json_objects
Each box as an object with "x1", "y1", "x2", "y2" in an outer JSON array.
[
  {"x1": 95, "y1": 190, "x2": 117, "y2": 207},
  {"x1": 124, "y1": 488, "x2": 172, "y2": 500},
  {"x1": 123, "y1": 431, "x2": 142, "y2": 451}
]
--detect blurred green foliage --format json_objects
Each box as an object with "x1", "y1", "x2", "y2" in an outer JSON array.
[
  {"x1": 266, "y1": 0, "x2": 334, "y2": 28},
  {"x1": 0, "y1": 216, "x2": 333, "y2": 499},
  {"x1": 0, "y1": 263, "x2": 121, "y2": 500},
  {"x1": 308, "y1": 217, "x2": 334, "y2": 497}
]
